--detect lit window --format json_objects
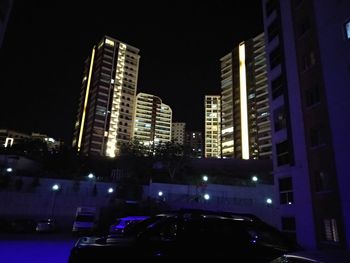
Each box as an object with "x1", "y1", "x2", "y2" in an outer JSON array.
[
  {"x1": 105, "y1": 38, "x2": 115, "y2": 46},
  {"x1": 323, "y1": 218, "x2": 339, "y2": 242},
  {"x1": 345, "y1": 20, "x2": 350, "y2": 40},
  {"x1": 279, "y1": 177, "x2": 293, "y2": 205}
]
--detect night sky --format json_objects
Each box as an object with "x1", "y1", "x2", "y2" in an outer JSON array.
[{"x1": 0, "y1": 1, "x2": 263, "y2": 144}]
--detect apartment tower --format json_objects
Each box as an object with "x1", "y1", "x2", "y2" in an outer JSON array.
[
  {"x1": 72, "y1": 36, "x2": 140, "y2": 157},
  {"x1": 204, "y1": 95, "x2": 221, "y2": 158},
  {"x1": 133, "y1": 93, "x2": 172, "y2": 147},
  {"x1": 185, "y1": 131, "x2": 203, "y2": 158},
  {"x1": 220, "y1": 33, "x2": 271, "y2": 160},
  {"x1": 263, "y1": 0, "x2": 350, "y2": 249},
  {"x1": 171, "y1": 122, "x2": 186, "y2": 145}
]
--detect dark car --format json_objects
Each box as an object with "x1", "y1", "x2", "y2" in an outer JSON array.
[
  {"x1": 69, "y1": 209, "x2": 298, "y2": 262},
  {"x1": 270, "y1": 250, "x2": 350, "y2": 263},
  {"x1": 109, "y1": 216, "x2": 149, "y2": 234},
  {"x1": 36, "y1": 219, "x2": 59, "y2": 233}
]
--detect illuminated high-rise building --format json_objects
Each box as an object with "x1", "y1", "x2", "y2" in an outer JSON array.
[
  {"x1": 72, "y1": 36, "x2": 140, "y2": 157},
  {"x1": 204, "y1": 95, "x2": 221, "y2": 158},
  {"x1": 0, "y1": 0, "x2": 13, "y2": 48},
  {"x1": 185, "y1": 131, "x2": 203, "y2": 158},
  {"x1": 263, "y1": 0, "x2": 350, "y2": 249},
  {"x1": 172, "y1": 122, "x2": 186, "y2": 145},
  {"x1": 133, "y1": 93, "x2": 172, "y2": 147},
  {"x1": 221, "y1": 33, "x2": 271, "y2": 160}
]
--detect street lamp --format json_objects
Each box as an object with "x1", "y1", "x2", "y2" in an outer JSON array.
[
  {"x1": 266, "y1": 198, "x2": 272, "y2": 205},
  {"x1": 202, "y1": 175, "x2": 208, "y2": 182},
  {"x1": 6, "y1": 167, "x2": 12, "y2": 173},
  {"x1": 51, "y1": 184, "x2": 60, "y2": 218},
  {"x1": 158, "y1": 191, "x2": 163, "y2": 197},
  {"x1": 204, "y1": 193, "x2": 210, "y2": 200},
  {"x1": 108, "y1": 187, "x2": 114, "y2": 194},
  {"x1": 87, "y1": 173, "x2": 94, "y2": 179},
  {"x1": 252, "y1": 176, "x2": 258, "y2": 182}
]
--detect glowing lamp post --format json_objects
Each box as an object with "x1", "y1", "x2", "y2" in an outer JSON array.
[{"x1": 51, "y1": 184, "x2": 60, "y2": 218}]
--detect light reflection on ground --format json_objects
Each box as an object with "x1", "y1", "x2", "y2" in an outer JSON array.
[{"x1": 0, "y1": 233, "x2": 76, "y2": 263}]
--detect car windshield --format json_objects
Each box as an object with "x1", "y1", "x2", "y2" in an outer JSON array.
[{"x1": 123, "y1": 215, "x2": 168, "y2": 235}]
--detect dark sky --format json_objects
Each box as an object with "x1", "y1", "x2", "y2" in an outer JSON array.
[{"x1": 0, "y1": 1, "x2": 263, "y2": 144}]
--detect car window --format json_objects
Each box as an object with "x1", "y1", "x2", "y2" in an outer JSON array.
[
  {"x1": 124, "y1": 215, "x2": 167, "y2": 235},
  {"x1": 181, "y1": 218, "x2": 251, "y2": 245},
  {"x1": 247, "y1": 223, "x2": 290, "y2": 247}
]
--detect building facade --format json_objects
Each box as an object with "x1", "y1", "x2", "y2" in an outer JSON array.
[
  {"x1": 220, "y1": 33, "x2": 271, "y2": 160},
  {"x1": 185, "y1": 131, "x2": 203, "y2": 158},
  {"x1": 0, "y1": 129, "x2": 30, "y2": 148},
  {"x1": 263, "y1": 0, "x2": 350, "y2": 249},
  {"x1": 133, "y1": 93, "x2": 172, "y2": 148},
  {"x1": 72, "y1": 36, "x2": 140, "y2": 157},
  {"x1": 171, "y1": 122, "x2": 186, "y2": 145},
  {"x1": 204, "y1": 96, "x2": 221, "y2": 158},
  {"x1": 0, "y1": 0, "x2": 13, "y2": 48}
]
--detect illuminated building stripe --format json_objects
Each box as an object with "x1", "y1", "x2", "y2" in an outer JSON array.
[
  {"x1": 239, "y1": 42, "x2": 249, "y2": 159},
  {"x1": 77, "y1": 47, "x2": 95, "y2": 151}
]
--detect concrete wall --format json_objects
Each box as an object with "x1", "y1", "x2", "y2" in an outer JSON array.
[
  {"x1": 0, "y1": 176, "x2": 278, "y2": 229},
  {"x1": 146, "y1": 182, "x2": 278, "y2": 227},
  {"x1": 0, "y1": 177, "x2": 117, "y2": 228}
]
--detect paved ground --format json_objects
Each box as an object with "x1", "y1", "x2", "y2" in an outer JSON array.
[{"x1": 0, "y1": 233, "x2": 77, "y2": 263}]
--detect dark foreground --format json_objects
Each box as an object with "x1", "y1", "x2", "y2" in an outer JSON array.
[{"x1": 0, "y1": 233, "x2": 76, "y2": 263}]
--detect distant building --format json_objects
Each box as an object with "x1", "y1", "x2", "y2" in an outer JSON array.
[
  {"x1": 220, "y1": 33, "x2": 271, "y2": 160},
  {"x1": 185, "y1": 131, "x2": 203, "y2": 158},
  {"x1": 0, "y1": 0, "x2": 13, "y2": 48},
  {"x1": 133, "y1": 93, "x2": 172, "y2": 147},
  {"x1": 0, "y1": 129, "x2": 61, "y2": 153},
  {"x1": 72, "y1": 36, "x2": 140, "y2": 157},
  {"x1": 0, "y1": 129, "x2": 30, "y2": 148},
  {"x1": 263, "y1": 0, "x2": 350, "y2": 249},
  {"x1": 204, "y1": 96, "x2": 221, "y2": 158},
  {"x1": 31, "y1": 133, "x2": 62, "y2": 153},
  {"x1": 172, "y1": 122, "x2": 186, "y2": 145}
]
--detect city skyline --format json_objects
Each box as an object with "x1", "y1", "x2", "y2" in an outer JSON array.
[{"x1": 0, "y1": 1, "x2": 263, "y2": 143}]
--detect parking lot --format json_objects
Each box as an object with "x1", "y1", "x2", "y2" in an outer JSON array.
[{"x1": 0, "y1": 233, "x2": 76, "y2": 263}]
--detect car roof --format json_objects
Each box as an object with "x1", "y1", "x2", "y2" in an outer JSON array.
[{"x1": 283, "y1": 250, "x2": 350, "y2": 263}]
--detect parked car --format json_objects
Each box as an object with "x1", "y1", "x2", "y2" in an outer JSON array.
[
  {"x1": 109, "y1": 215, "x2": 150, "y2": 234},
  {"x1": 69, "y1": 209, "x2": 298, "y2": 262},
  {"x1": 36, "y1": 219, "x2": 59, "y2": 233},
  {"x1": 270, "y1": 250, "x2": 350, "y2": 263}
]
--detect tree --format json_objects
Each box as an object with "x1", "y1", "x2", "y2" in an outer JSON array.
[{"x1": 153, "y1": 142, "x2": 190, "y2": 181}]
